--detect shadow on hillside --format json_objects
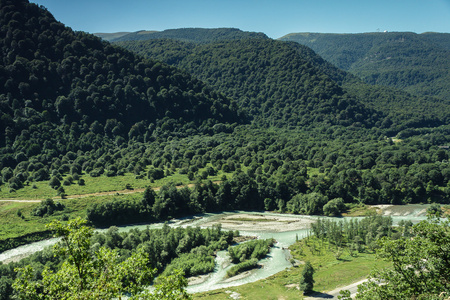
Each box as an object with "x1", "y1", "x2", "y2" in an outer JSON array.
[{"x1": 304, "y1": 291, "x2": 334, "y2": 299}]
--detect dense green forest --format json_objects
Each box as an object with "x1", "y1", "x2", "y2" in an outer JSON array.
[
  {"x1": 0, "y1": 0, "x2": 243, "y2": 184},
  {"x1": 116, "y1": 36, "x2": 450, "y2": 132},
  {"x1": 279, "y1": 32, "x2": 450, "y2": 101},
  {"x1": 1, "y1": 0, "x2": 449, "y2": 211}
]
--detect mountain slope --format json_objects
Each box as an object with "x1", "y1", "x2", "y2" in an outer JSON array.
[
  {"x1": 117, "y1": 36, "x2": 450, "y2": 132},
  {"x1": 109, "y1": 28, "x2": 269, "y2": 43},
  {"x1": 279, "y1": 32, "x2": 450, "y2": 101},
  {"x1": 117, "y1": 38, "x2": 383, "y2": 128},
  {"x1": 0, "y1": 0, "x2": 243, "y2": 169}
]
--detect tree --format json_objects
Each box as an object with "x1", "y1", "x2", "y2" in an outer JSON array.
[
  {"x1": 355, "y1": 219, "x2": 450, "y2": 299},
  {"x1": 323, "y1": 197, "x2": 345, "y2": 216},
  {"x1": 426, "y1": 203, "x2": 443, "y2": 218},
  {"x1": 12, "y1": 217, "x2": 191, "y2": 300},
  {"x1": 300, "y1": 261, "x2": 315, "y2": 295}
]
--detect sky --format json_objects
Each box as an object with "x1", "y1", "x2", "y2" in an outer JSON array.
[{"x1": 30, "y1": 0, "x2": 450, "y2": 39}]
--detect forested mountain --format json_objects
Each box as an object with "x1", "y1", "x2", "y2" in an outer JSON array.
[
  {"x1": 1, "y1": 0, "x2": 449, "y2": 219},
  {"x1": 0, "y1": 0, "x2": 243, "y2": 172},
  {"x1": 116, "y1": 37, "x2": 450, "y2": 132},
  {"x1": 279, "y1": 32, "x2": 450, "y2": 101},
  {"x1": 107, "y1": 28, "x2": 268, "y2": 43},
  {"x1": 117, "y1": 38, "x2": 383, "y2": 128}
]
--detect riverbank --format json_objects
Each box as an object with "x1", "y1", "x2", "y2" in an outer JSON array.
[{"x1": 199, "y1": 213, "x2": 315, "y2": 232}]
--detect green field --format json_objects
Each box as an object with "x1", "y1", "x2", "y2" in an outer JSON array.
[{"x1": 0, "y1": 164, "x2": 230, "y2": 200}]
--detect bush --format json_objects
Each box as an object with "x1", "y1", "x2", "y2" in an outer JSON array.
[
  {"x1": 226, "y1": 258, "x2": 258, "y2": 278},
  {"x1": 32, "y1": 199, "x2": 65, "y2": 217},
  {"x1": 49, "y1": 176, "x2": 61, "y2": 189}
]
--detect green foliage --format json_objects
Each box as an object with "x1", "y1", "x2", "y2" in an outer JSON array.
[
  {"x1": 12, "y1": 217, "x2": 156, "y2": 299},
  {"x1": 280, "y1": 32, "x2": 450, "y2": 102},
  {"x1": 0, "y1": 0, "x2": 243, "y2": 177},
  {"x1": 356, "y1": 219, "x2": 450, "y2": 299},
  {"x1": 224, "y1": 239, "x2": 275, "y2": 278},
  {"x1": 427, "y1": 203, "x2": 443, "y2": 218},
  {"x1": 299, "y1": 261, "x2": 315, "y2": 294},
  {"x1": 228, "y1": 238, "x2": 275, "y2": 264},
  {"x1": 162, "y1": 249, "x2": 215, "y2": 277},
  {"x1": 31, "y1": 198, "x2": 65, "y2": 217},
  {"x1": 310, "y1": 216, "x2": 393, "y2": 251},
  {"x1": 226, "y1": 258, "x2": 259, "y2": 278},
  {"x1": 110, "y1": 27, "x2": 268, "y2": 43},
  {"x1": 118, "y1": 38, "x2": 381, "y2": 128},
  {"x1": 323, "y1": 197, "x2": 345, "y2": 216}
]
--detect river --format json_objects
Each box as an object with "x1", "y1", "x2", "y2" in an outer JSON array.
[{"x1": 0, "y1": 205, "x2": 430, "y2": 293}]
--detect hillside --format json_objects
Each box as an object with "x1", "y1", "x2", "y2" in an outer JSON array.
[
  {"x1": 0, "y1": 0, "x2": 243, "y2": 175},
  {"x1": 279, "y1": 32, "x2": 450, "y2": 101},
  {"x1": 108, "y1": 28, "x2": 269, "y2": 43},
  {"x1": 117, "y1": 38, "x2": 384, "y2": 128},
  {"x1": 117, "y1": 37, "x2": 450, "y2": 132},
  {"x1": 1, "y1": 1, "x2": 449, "y2": 227}
]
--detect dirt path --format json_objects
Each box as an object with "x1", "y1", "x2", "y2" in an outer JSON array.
[
  {"x1": 304, "y1": 279, "x2": 367, "y2": 299},
  {"x1": 0, "y1": 199, "x2": 41, "y2": 203}
]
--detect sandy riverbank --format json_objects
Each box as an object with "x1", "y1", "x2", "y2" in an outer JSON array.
[{"x1": 200, "y1": 213, "x2": 314, "y2": 232}]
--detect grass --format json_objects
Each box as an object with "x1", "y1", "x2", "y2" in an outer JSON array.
[
  {"x1": 0, "y1": 166, "x2": 230, "y2": 200},
  {"x1": 0, "y1": 193, "x2": 141, "y2": 241},
  {"x1": 342, "y1": 203, "x2": 379, "y2": 217},
  {"x1": 193, "y1": 237, "x2": 390, "y2": 299}
]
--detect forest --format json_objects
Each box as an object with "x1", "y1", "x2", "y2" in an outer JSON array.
[
  {"x1": 1, "y1": 0, "x2": 449, "y2": 229},
  {"x1": 1, "y1": 0, "x2": 449, "y2": 221},
  {"x1": 1, "y1": 0, "x2": 450, "y2": 298},
  {"x1": 279, "y1": 32, "x2": 450, "y2": 101}
]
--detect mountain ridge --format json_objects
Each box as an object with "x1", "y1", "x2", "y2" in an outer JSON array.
[
  {"x1": 279, "y1": 31, "x2": 450, "y2": 100},
  {"x1": 105, "y1": 27, "x2": 269, "y2": 43}
]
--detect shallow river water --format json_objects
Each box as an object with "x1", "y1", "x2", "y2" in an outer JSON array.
[{"x1": 0, "y1": 206, "x2": 430, "y2": 293}]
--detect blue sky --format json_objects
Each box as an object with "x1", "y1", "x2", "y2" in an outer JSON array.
[{"x1": 31, "y1": 0, "x2": 450, "y2": 38}]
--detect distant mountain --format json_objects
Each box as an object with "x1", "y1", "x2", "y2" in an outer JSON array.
[
  {"x1": 0, "y1": 0, "x2": 242, "y2": 170},
  {"x1": 110, "y1": 28, "x2": 269, "y2": 43},
  {"x1": 93, "y1": 32, "x2": 133, "y2": 42},
  {"x1": 279, "y1": 32, "x2": 450, "y2": 100}
]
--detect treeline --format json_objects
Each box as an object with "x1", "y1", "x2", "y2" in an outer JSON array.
[
  {"x1": 110, "y1": 28, "x2": 269, "y2": 43},
  {"x1": 309, "y1": 216, "x2": 394, "y2": 253},
  {"x1": 77, "y1": 128, "x2": 449, "y2": 227},
  {"x1": 0, "y1": 223, "x2": 237, "y2": 300}
]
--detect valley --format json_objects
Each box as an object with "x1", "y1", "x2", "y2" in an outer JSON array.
[{"x1": 0, "y1": 0, "x2": 449, "y2": 299}]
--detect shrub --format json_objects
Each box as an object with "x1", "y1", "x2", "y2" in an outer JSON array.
[{"x1": 32, "y1": 199, "x2": 65, "y2": 217}]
